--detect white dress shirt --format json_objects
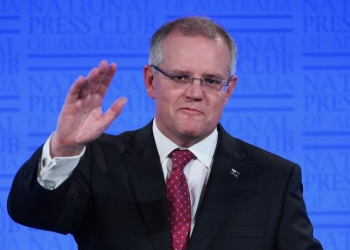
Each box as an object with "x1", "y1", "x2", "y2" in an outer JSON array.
[
  {"x1": 38, "y1": 120, "x2": 218, "y2": 234},
  {"x1": 152, "y1": 121, "x2": 217, "y2": 233}
]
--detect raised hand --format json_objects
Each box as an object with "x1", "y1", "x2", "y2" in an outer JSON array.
[{"x1": 50, "y1": 60, "x2": 127, "y2": 157}]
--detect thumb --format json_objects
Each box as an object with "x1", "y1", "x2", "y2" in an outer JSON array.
[{"x1": 102, "y1": 97, "x2": 127, "y2": 127}]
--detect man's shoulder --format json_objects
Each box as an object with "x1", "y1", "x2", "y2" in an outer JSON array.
[
  {"x1": 94, "y1": 129, "x2": 141, "y2": 149},
  {"x1": 100, "y1": 130, "x2": 138, "y2": 142},
  {"x1": 90, "y1": 122, "x2": 154, "y2": 152},
  {"x1": 219, "y1": 126, "x2": 296, "y2": 173},
  {"x1": 236, "y1": 138, "x2": 294, "y2": 164}
]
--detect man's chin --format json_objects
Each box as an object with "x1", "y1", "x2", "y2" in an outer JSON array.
[{"x1": 177, "y1": 126, "x2": 207, "y2": 140}]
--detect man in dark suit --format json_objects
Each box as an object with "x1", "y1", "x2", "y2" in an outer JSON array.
[{"x1": 8, "y1": 16, "x2": 323, "y2": 249}]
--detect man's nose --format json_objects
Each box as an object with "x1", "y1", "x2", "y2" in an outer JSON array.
[{"x1": 185, "y1": 78, "x2": 204, "y2": 99}]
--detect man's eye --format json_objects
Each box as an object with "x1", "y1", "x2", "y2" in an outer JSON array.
[
  {"x1": 172, "y1": 75, "x2": 190, "y2": 82},
  {"x1": 203, "y1": 78, "x2": 221, "y2": 85}
]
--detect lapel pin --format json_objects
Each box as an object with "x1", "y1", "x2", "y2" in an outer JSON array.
[{"x1": 230, "y1": 168, "x2": 240, "y2": 178}]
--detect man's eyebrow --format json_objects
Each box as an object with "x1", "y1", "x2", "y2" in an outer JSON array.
[
  {"x1": 201, "y1": 72, "x2": 227, "y2": 79},
  {"x1": 170, "y1": 69, "x2": 225, "y2": 79},
  {"x1": 202, "y1": 73, "x2": 224, "y2": 78},
  {"x1": 169, "y1": 69, "x2": 192, "y2": 75}
]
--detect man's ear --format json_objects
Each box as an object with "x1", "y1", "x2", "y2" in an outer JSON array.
[
  {"x1": 224, "y1": 75, "x2": 237, "y2": 105},
  {"x1": 144, "y1": 65, "x2": 155, "y2": 99}
]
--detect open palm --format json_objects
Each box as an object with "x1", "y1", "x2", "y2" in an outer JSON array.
[{"x1": 50, "y1": 60, "x2": 127, "y2": 157}]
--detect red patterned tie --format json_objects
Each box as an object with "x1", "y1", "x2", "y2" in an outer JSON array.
[{"x1": 166, "y1": 149, "x2": 195, "y2": 250}]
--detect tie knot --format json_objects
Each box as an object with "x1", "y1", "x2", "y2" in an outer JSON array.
[{"x1": 169, "y1": 149, "x2": 195, "y2": 171}]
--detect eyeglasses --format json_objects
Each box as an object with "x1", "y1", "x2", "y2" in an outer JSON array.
[{"x1": 151, "y1": 65, "x2": 232, "y2": 95}]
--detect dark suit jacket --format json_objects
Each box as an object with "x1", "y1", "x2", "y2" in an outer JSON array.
[{"x1": 8, "y1": 122, "x2": 322, "y2": 250}]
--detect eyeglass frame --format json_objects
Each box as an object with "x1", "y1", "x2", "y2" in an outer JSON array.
[{"x1": 150, "y1": 65, "x2": 233, "y2": 93}]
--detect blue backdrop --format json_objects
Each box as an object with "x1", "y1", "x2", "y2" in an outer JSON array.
[{"x1": 1, "y1": 0, "x2": 350, "y2": 249}]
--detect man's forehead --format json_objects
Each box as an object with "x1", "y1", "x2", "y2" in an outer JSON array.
[
  {"x1": 160, "y1": 33, "x2": 231, "y2": 71},
  {"x1": 162, "y1": 31, "x2": 217, "y2": 43},
  {"x1": 161, "y1": 32, "x2": 229, "y2": 55}
]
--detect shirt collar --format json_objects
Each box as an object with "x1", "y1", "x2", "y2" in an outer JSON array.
[{"x1": 152, "y1": 120, "x2": 218, "y2": 169}]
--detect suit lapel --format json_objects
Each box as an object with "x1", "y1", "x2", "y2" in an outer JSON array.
[
  {"x1": 123, "y1": 122, "x2": 248, "y2": 249},
  {"x1": 188, "y1": 125, "x2": 248, "y2": 250},
  {"x1": 123, "y1": 122, "x2": 172, "y2": 250}
]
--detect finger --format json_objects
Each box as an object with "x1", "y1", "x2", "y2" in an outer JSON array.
[
  {"x1": 101, "y1": 97, "x2": 127, "y2": 130},
  {"x1": 110, "y1": 97, "x2": 127, "y2": 116},
  {"x1": 82, "y1": 62, "x2": 116, "y2": 102},
  {"x1": 84, "y1": 61, "x2": 109, "y2": 93},
  {"x1": 70, "y1": 61, "x2": 110, "y2": 101},
  {"x1": 78, "y1": 60, "x2": 108, "y2": 95},
  {"x1": 97, "y1": 62, "x2": 117, "y2": 97},
  {"x1": 65, "y1": 75, "x2": 86, "y2": 104}
]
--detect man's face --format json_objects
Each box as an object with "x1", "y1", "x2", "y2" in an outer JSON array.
[{"x1": 144, "y1": 32, "x2": 237, "y2": 147}]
